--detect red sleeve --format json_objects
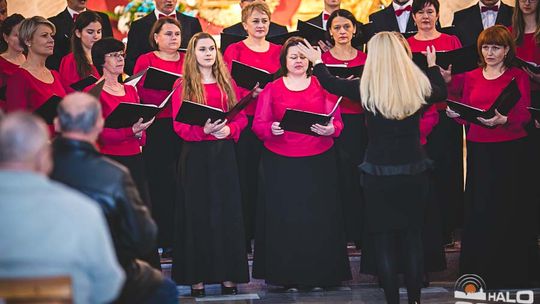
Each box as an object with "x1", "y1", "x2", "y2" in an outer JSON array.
[
  {"x1": 6, "y1": 70, "x2": 29, "y2": 112},
  {"x1": 420, "y1": 105, "x2": 439, "y2": 145},
  {"x1": 58, "y1": 55, "x2": 71, "y2": 92},
  {"x1": 133, "y1": 53, "x2": 150, "y2": 74},
  {"x1": 99, "y1": 127, "x2": 136, "y2": 145},
  {"x1": 223, "y1": 44, "x2": 237, "y2": 71},
  {"x1": 252, "y1": 82, "x2": 275, "y2": 141},
  {"x1": 503, "y1": 71, "x2": 531, "y2": 130},
  {"x1": 171, "y1": 82, "x2": 212, "y2": 141}
]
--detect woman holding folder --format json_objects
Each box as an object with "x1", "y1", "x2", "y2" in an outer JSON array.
[
  {"x1": 6, "y1": 16, "x2": 66, "y2": 136},
  {"x1": 298, "y1": 32, "x2": 447, "y2": 304},
  {"x1": 321, "y1": 9, "x2": 367, "y2": 248},
  {"x1": 223, "y1": 0, "x2": 282, "y2": 253},
  {"x1": 58, "y1": 11, "x2": 102, "y2": 94},
  {"x1": 0, "y1": 14, "x2": 25, "y2": 111},
  {"x1": 171, "y1": 32, "x2": 249, "y2": 297},
  {"x1": 446, "y1": 25, "x2": 535, "y2": 288},
  {"x1": 252, "y1": 36, "x2": 351, "y2": 291},
  {"x1": 133, "y1": 17, "x2": 185, "y2": 256}
]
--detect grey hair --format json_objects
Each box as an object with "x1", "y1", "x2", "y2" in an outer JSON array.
[
  {"x1": 0, "y1": 112, "x2": 49, "y2": 163},
  {"x1": 57, "y1": 92, "x2": 102, "y2": 134}
]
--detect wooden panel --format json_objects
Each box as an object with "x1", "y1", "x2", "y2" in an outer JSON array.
[{"x1": 0, "y1": 276, "x2": 72, "y2": 303}]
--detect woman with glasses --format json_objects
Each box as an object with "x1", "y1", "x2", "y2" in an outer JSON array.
[
  {"x1": 133, "y1": 17, "x2": 185, "y2": 256},
  {"x1": 223, "y1": 1, "x2": 282, "y2": 253},
  {"x1": 446, "y1": 25, "x2": 534, "y2": 289},
  {"x1": 59, "y1": 11, "x2": 102, "y2": 94},
  {"x1": 6, "y1": 16, "x2": 65, "y2": 136},
  {"x1": 89, "y1": 38, "x2": 155, "y2": 251}
]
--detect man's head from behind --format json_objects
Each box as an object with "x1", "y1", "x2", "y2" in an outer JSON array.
[
  {"x1": 0, "y1": 112, "x2": 52, "y2": 174},
  {"x1": 55, "y1": 92, "x2": 104, "y2": 142}
]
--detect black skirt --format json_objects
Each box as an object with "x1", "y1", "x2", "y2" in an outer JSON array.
[
  {"x1": 171, "y1": 140, "x2": 249, "y2": 285},
  {"x1": 235, "y1": 116, "x2": 264, "y2": 243},
  {"x1": 335, "y1": 113, "x2": 367, "y2": 242},
  {"x1": 107, "y1": 153, "x2": 151, "y2": 209},
  {"x1": 253, "y1": 147, "x2": 352, "y2": 286},
  {"x1": 424, "y1": 111, "x2": 465, "y2": 237},
  {"x1": 460, "y1": 139, "x2": 537, "y2": 289},
  {"x1": 142, "y1": 118, "x2": 183, "y2": 248},
  {"x1": 359, "y1": 171, "x2": 430, "y2": 274}
]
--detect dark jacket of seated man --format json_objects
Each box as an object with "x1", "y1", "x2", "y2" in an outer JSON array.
[{"x1": 50, "y1": 137, "x2": 163, "y2": 302}]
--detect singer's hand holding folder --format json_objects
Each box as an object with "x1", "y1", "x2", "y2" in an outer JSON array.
[
  {"x1": 175, "y1": 86, "x2": 258, "y2": 126},
  {"x1": 123, "y1": 67, "x2": 181, "y2": 91},
  {"x1": 231, "y1": 60, "x2": 276, "y2": 90},
  {"x1": 280, "y1": 97, "x2": 343, "y2": 136},
  {"x1": 105, "y1": 86, "x2": 178, "y2": 128},
  {"x1": 447, "y1": 78, "x2": 521, "y2": 127},
  {"x1": 412, "y1": 45, "x2": 479, "y2": 74}
]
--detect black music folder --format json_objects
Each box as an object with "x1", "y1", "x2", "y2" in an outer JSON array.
[
  {"x1": 220, "y1": 32, "x2": 247, "y2": 52},
  {"x1": 412, "y1": 45, "x2": 479, "y2": 74},
  {"x1": 104, "y1": 86, "x2": 177, "y2": 128},
  {"x1": 447, "y1": 78, "x2": 521, "y2": 127},
  {"x1": 87, "y1": 79, "x2": 105, "y2": 99},
  {"x1": 527, "y1": 107, "x2": 540, "y2": 120},
  {"x1": 266, "y1": 31, "x2": 300, "y2": 45},
  {"x1": 297, "y1": 20, "x2": 327, "y2": 46},
  {"x1": 403, "y1": 26, "x2": 457, "y2": 39},
  {"x1": 175, "y1": 86, "x2": 258, "y2": 126},
  {"x1": 326, "y1": 64, "x2": 363, "y2": 79},
  {"x1": 514, "y1": 57, "x2": 540, "y2": 74},
  {"x1": 280, "y1": 97, "x2": 343, "y2": 136},
  {"x1": 34, "y1": 95, "x2": 62, "y2": 124},
  {"x1": 231, "y1": 60, "x2": 276, "y2": 90},
  {"x1": 123, "y1": 67, "x2": 181, "y2": 91},
  {"x1": 70, "y1": 75, "x2": 98, "y2": 91},
  {"x1": 0, "y1": 85, "x2": 6, "y2": 100}
]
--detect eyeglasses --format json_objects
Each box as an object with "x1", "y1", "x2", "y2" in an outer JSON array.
[{"x1": 104, "y1": 52, "x2": 125, "y2": 59}]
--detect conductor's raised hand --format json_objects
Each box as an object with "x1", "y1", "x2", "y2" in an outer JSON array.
[
  {"x1": 477, "y1": 110, "x2": 507, "y2": 127},
  {"x1": 296, "y1": 39, "x2": 322, "y2": 64},
  {"x1": 271, "y1": 121, "x2": 284, "y2": 136},
  {"x1": 426, "y1": 45, "x2": 437, "y2": 68},
  {"x1": 311, "y1": 117, "x2": 335, "y2": 136},
  {"x1": 317, "y1": 40, "x2": 333, "y2": 53},
  {"x1": 203, "y1": 118, "x2": 228, "y2": 134},
  {"x1": 439, "y1": 64, "x2": 452, "y2": 84}
]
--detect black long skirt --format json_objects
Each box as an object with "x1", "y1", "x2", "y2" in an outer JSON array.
[
  {"x1": 253, "y1": 147, "x2": 352, "y2": 286},
  {"x1": 425, "y1": 111, "x2": 465, "y2": 241},
  {"x1": 107, "y1": 153, "x2": 161, "y2": 270},
  {"x1": 335, "y1": 113, "x2": 367, "y2": 243},
  {"x1": 460, "y1": 139, "x2": 537, "y2": 289},
  {"x1": 359, "y1": 171, "x2": 430, "y2": 274},
  {"x1": 142, "y1": 118, "x2": 183, "y2": 248},
  {"x1": 171, "y1": 140, "x2": 249, "y2": 285},
  {"x1": 235, "y1": 116, "x2": 264, "y2": 247}
]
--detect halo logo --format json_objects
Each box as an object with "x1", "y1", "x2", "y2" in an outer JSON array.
[{"x1": 454, "y1": 274, "x2": 534, "y2": 304}]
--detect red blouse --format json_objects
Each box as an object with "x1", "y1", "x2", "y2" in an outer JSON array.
[
  {"x1": 513, "y1": 29, "x2": 540, "y2": 92},
  {"x1": 58, "y1": 52, "x2": 100, "y2": 94},
  {"x1": 253, "y1": 77, "x2": 343, "y2": 157},
  {"x1": 223, "y1": 41, "x2": 282, "y2": 115},
  {"x1": 321, "y1": 49, "x2": 366, "y2": 114},
  {"x1": 89, "y1": 84, "x2": 146, "y2": 156},
  {"x1": 457, "y1": 67, "x2": 530, "y2": 143},
  {"x1": 0, "y1": 56, "x2": 20, "y2": 110},
  {"x1": 133, "y1": 51, "x2": 185, "y2": 119},
  {"x1": 171, "y1": 80, "x2": 247, "y2": 142},
  {"x1": 6, "y1": 68, "x2": 66, "y2": 136}
]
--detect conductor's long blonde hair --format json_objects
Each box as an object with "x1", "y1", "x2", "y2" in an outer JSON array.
[
  {"x1": 182, "y1": 32, "x2": 237, "y2": 109},
  {"x1": 360, "y1": 32, "x2": 432, "y2": 120}
]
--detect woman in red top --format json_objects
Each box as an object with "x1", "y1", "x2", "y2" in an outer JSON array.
[
  {"x1": 252, "y1": 37, "x2": 351, "y2": 290},
  {"x1": 133, "y1": 17, "x2": 185, "y2": 255},
  {"x1": 0, "y1": 14, "x2": 25, "y2": 111},
  {"x1": 171, "y1": 32, "x2": 249, "y2": 297},
  {"x1": 6, "y1": 16, "x2": 66, "y2": 136},
  {"x1": 321, "y1": 9, "x2": 367, "y2": 248},
  {"x1": 447, "y1": 25, "x2": 535, "y2": 289},
  {"x1": 89, "y1": 38, "x2": 155, "y2": 257},
  {"x1": 223, "y1": 1, "x2": 282, "y2": 252},
  {"x1": 58, "y1": 11, "x2": 102, "y2": 94}
]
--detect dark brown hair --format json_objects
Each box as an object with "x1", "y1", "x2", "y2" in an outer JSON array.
[
  {"x1": 511, "y1": 0, "x2": 540, "y2": 45},
  {"x1": 148, "y1": 17, "x2": 182, "y2": 50},
  {"x1": 278, "y1": 36, "x2": 313, "y2": 77},
  {"x1": 71, "y1": 11, "x2": 103, "y2": 78}
]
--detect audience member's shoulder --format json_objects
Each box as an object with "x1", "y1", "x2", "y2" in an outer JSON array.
[
  {"x1": 100, "y1": 156, "x2": 132, "y2": 178},
  {"x1": 46, "y1": 179, "x2": 104, "y2": 214}
]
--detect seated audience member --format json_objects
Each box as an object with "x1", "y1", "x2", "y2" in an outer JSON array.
[
  {"x1": 50, "y1": 92, "x2": 178, "y2": 304},
  {"x1": 0, "y1": 112, "x2": 124, "y2": 304}
]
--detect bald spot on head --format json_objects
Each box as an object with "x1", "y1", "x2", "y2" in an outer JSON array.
[
  {"x1": 0, "y1": 112, "x2": 49, "y2": 164},
  {"x1": 57, "y1": 92, "x2": 102, "y2": 134}
]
